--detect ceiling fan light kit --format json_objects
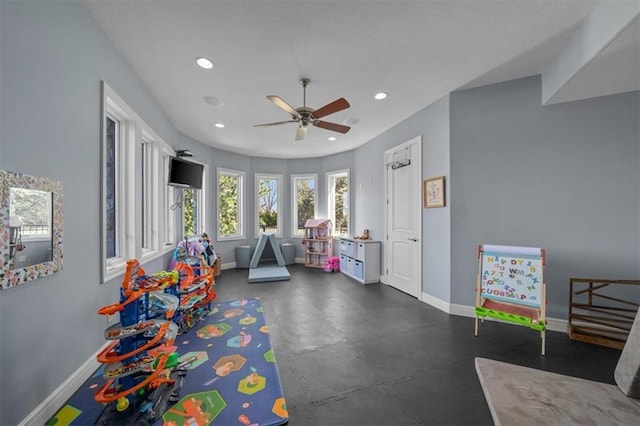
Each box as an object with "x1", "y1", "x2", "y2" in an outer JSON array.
[{"x1": 254, "y1": 78, "x2": 351, "y2": 141}]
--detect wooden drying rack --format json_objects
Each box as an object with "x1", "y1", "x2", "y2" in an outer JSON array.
[{"x1": 568, "y1": 278, "x2": 640, "y2": 349}]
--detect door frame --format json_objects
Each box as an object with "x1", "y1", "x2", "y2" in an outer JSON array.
[{"x1": 382, "y1": 135, "x2": 422, "y2": 299}]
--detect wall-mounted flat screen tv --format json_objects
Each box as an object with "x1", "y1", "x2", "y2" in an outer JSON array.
[{"x1": 168, "y1": 157, "x2": 204, "y2": 189}]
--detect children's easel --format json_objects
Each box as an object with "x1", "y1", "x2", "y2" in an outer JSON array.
[{"x1": 475, "y1": 244, "x2": 547, "y2": 355}]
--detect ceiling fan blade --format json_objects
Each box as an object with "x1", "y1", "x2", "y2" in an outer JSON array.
[
  {"x1": 314, "y1": 120, "x2": 350, "y2": 134},
  {"x1": 312, "y1": 98, "x2": 350, "y2": 119},
  {"x1": 295, "y1": 126, "x2": 308, "y2": 141},
  {"x1": 253, "y1": 120, "x2": 297, "y2": 127},
  {"x1": 267, "y1": 95, "x2": 302, "y2": 118}
]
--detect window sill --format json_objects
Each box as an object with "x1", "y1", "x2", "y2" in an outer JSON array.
[{"x1": 102, "y1": 246, "x2": 174, "y2": 284}]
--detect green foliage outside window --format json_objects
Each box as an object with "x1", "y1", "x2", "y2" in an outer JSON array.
[
  {"x1": 334, "y1": 176, "x2": 348, "y2": 234},
  {"x1": 183, "y1": 188, "x2": 195, "y2": 236},
  {"x1": 219, "y1": 174, "x2": 238, "y2": 235},
  {"x1": 296, "y1": 179, "x2": 315, "y2": 230},
  {"x1": 258, "y1": 178, "x2": 277, "y2": 231}
]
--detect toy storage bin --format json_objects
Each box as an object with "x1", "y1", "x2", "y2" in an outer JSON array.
[
  {"x1": 354, "y1": 260, "x2": 364, "y2": 280},
  {"x1": 281, "y1": 243, "x2": 296, "y2": 265},
  {"x1": 339, "y1": 255, "x2": 347, "y2": 272},
  {"x1": 236, "y1": 245, "x2": 252, "y2": 269},
  {"x1": 339, "y1": 239, "x2": 356, "y2": 258}
]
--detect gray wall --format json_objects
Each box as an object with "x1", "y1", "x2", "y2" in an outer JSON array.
[
  {"x1": 353, "y1": 95, "x2": 451, "y2": 301},
  {"x1": 2, "y1": 2, "x2": 639, "y2": 424},
  {"x1": 178, "y1": 134, "x2": 355, "y2": 262},
  {"x1": 0, "y1": 2, "x2": 179, "y2": 424},
  {"x1": 450, "y1": 76, "x2": 640, "y2": 318}
]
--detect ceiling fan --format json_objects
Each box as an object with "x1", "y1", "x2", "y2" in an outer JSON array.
[{"x1": 254, "y1": 78, "x2": 351, "y2": 141}]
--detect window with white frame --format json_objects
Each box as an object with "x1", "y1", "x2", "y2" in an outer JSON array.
[
  {"x1": 218, "y1": 168, "x2": 244, "y2": 240},
  {"x1": 141, "y1": 139, "x2": 151, "y2": 251},
  {"x1": 162, "y1": 151, "x2": 176, "y2": 247},
  {"x1": 101, "y1": 81, "x2": 176, "y2": 282},
  {"x1": 182, "y1": 185, "x2": 204, "y2": 237},
  {"x1": 291, "y1": 174, "x2": 317, "y2": 237},
  {"x1": 327, "y1": 170, "x2": 350, "y2": 237},
  {"x1": 255, "y1": 173, "x2": 283, "y2": 237}
]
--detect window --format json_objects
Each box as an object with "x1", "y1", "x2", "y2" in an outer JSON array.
[
  {"x1": 218, "y1": 168, "x2": 244, "y2": 240},
  {"x1": 141, "y1": 139, "x2": 151, "y2": 251},
  {"x1": 327, "y1": 170, "x2": 350, "y2": 237},
  {"x1": 291, "y1": 174, "x2": 317, "y2": 237},
  {"x1": 162, "y1": 151, "x2": 176, "y2": 247},
  {"x1": 101, "y1": 81, "x2": 177, "y2": 282},
  {"x1": 255, "y1": 173, "x2": 283, "y2": 237},
  {"x1": 105, "y1": 115, "x2": 118, "y2": 259},
  {"x1": 183, "y1": 186, "x2": 204, "y2": 237}
]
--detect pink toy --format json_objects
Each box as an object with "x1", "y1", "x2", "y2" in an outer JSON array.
[{"x1": 323, "y1": 256, "x2": 340, "y2": 272}]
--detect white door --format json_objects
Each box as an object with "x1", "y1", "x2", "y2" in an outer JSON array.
[{"x1": 384, "y1": 136, "x2": 422, "y2": 298}]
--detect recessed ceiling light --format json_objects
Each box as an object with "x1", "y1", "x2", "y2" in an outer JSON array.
[
  {"x1": 214, "y1": 122, "x2": 225, "y2": 128},
  {"x1": 195, "y1": 56, "x2": 214, "y2": 69},
  {"x1": 328, "y1": 137, "x2": 337, "y2": 141},
  {"x1": 204, "y1": 96, "x2": 224, "y2": 106},
  {"x1": 374, "y1": 92, "x2": 387, "y2": 100}
]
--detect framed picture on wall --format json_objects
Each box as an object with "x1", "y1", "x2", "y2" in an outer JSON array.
[{"x1": 424, "y1": 176, "x2": 445, "y2": 208}]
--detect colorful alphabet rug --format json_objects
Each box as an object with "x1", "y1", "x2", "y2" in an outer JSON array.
[{"x1": 47, "y1": 297, "x2": 288, "y2": 426}]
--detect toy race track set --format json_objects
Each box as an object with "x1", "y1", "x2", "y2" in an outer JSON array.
[
  {"x1": 48, "y1": 294, "x2": 288, "y2": 426},
  {"x1": 92, "y1": 257, "x2": 216, "y2": 425}
]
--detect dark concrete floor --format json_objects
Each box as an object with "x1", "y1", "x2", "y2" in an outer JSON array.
[{"x1": 213, "y1": 264, "x2": 622, "y2": 425}]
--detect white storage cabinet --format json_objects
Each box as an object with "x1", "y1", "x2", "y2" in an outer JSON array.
[{"x1": 339, "y1": 238, "x2": 380, "y2": 284}]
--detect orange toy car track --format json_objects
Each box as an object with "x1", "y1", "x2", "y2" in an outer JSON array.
[
  {"x1": 94, "y1": 353, "x2": 169, "y2": 403},
  {"x1": 97, "y1": 322, "x2": 172, "y2": 364}
]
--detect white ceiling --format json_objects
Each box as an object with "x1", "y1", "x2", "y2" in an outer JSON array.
[{"x1": 83, "y1": 0, "x2": 639, "y2": 159}]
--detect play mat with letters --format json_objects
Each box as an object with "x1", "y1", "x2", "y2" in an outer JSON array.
[{"x1": 47, "y1": 297, "x2": 288, "y2": 426}]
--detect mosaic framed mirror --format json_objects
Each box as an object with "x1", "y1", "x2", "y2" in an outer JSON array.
[{"x1": 0, "y1": 170, "x2": 63, "y2": 289}]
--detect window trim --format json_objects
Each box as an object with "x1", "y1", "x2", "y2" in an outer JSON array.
[
  {"x1": 254, "y1": 173, "x2": 283, "y2": 238},
  {"x1": 217, "y1": 167, "x2": 245, "y2": 241},
  {"x1": 181, "y1": 165, "x2": 206, "y2": 238},
  {"x1": 326, "y1": 169, "x2": 350, "y2": 238},
  {"x1": 101, "y1": 81, "x2": 176, "y2": 283},
  {"x1": 291, "y1": 173, "x2": 318, "y2": 238}
]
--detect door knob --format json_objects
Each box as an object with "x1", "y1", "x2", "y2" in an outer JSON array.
[{"x1": 408, "y1": 237, "x2": 418, "y2": 242}]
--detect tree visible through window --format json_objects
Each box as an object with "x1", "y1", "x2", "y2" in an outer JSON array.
[
  {"x1": 259, "y1": 179, "x2": 277, "y2": 232},
  {"x1": 218, "y1": 171, "x2": 241, "y2": 236},
  {"x1": 328, "y1": 170, "x2": 349, "y2": 237},
  {"x1": 255, "y1": 173, "x2": 282, "y2": 236},
  {"x1": 292, "y1": 174, "x2": 317, "y2": 236},
  {"x1": 183, "y1": 188, "x2": 198, "y2": 237}
]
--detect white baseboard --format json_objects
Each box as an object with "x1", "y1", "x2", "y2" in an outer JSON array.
[
  {"x1": 295, "y1": 257, "x2": 305, "y2": 264},
  {"x1": 421, "y1": 292, "x2": 567, "y2": 333},
  {"x1": 420, "y1": 292, "x2": 452, "y2": 314},
  {"x1": 19, "y1": 342, "x2": 109, "y2": 426},
  {"x1": 221, "y1": 261, "x2": 235, "y2": 270}
]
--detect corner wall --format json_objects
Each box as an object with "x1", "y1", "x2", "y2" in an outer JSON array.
[
  {"x1": 354, "y1": 95, "x2": 451, "y2": 300},
  {"x1": 449, "y1": 76, "x2": 640, "y2": 318},
  {"x1": 0, "y1": 2, "x2": 179, "y2": 424}
]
